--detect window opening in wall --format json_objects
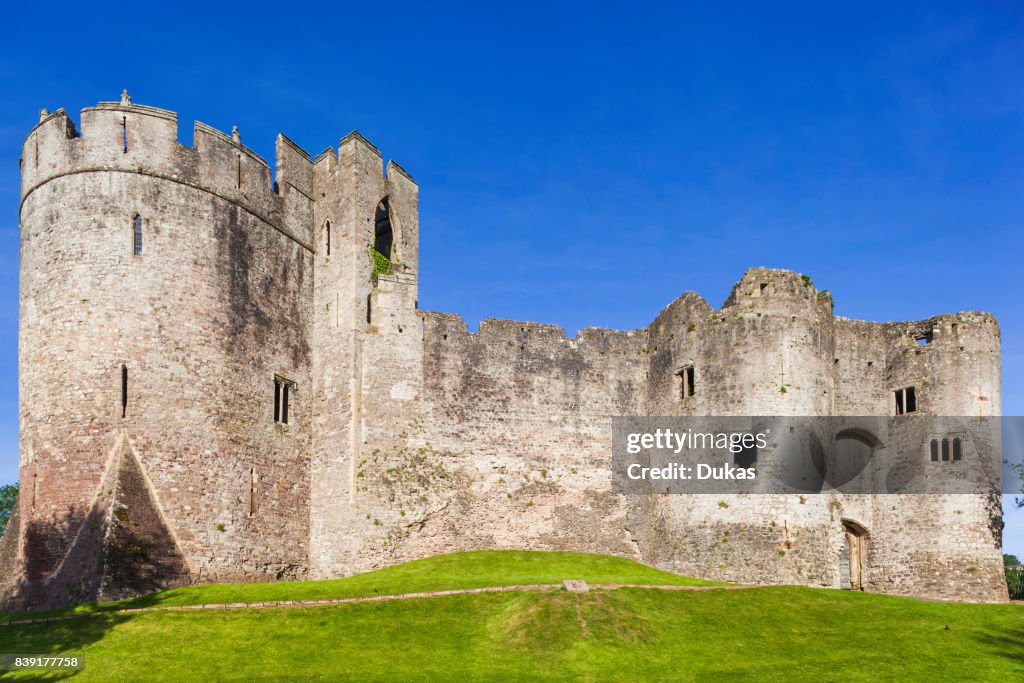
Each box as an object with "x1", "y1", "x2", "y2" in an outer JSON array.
[
  {"x1": 249, "y1": 467, "x2": 256, "y2": 517},
  {"x1": 759, "y1": 282, "x2": 768, "y2": 293},
  {"x1": 374, "y1": 198, "x2": 394, "y2": 259},
  {"x1": 520, "y1": 328, "x2": 526, "y2": 343},
  {"x1": 325, "y1": 221, "x2": 331, "y2": 256},
  {"x1": 953, "y1": 437, "x2": 962, "y2": 461},
  {"x1": 941, "y1": 438, "x2": 950, "y2": 461},
  {"x1": 274, "y1": 376, "x2": 294, "y2": 425},
  {"x1": 274, "y1": 379, "x2": 281, "y2": 422},
  {"x1": 237, "y1": 155, "x2": 242, "y2": 188},
  {"x1": 600, "y1": 335, "x2": 606, "y2": 352},
  {"x1": 122, "y1": 116, "x2": 128, "y2": 153},
  {"x1": 951, "y1": 323, "x2": 958, "y2": 336},
  {"x1": 121, "y1": 365, "x2": 128, "y2": 418},
  {"x1": 930, "y1": 439, "x2": 939, "y2": 461},
  {"x1": 677, "y1": 365, "x2": 695, "y2": 399},
  {"x1": 32, "y1": 472, "x2": 38, "y2": 508},
  {"x1": 421, "y1": 318, "x2": 426, "y2": 340},
  {"x1": 894, "y1": 386, "x2": 916, "y2": 415},
  {"x1": 366, "y1": 294, "x2": 372, "y2": 324},
  {"x1": 915, "y1": 331, "x2": 933, "y2": 346},
  {"x1": 132, "y1": 214, "x2": 142, "y2": 256}
]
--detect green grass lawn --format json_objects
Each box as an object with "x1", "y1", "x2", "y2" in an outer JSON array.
[
  {"x1": 2, "y1": 550, "x2": 721, "y2": 621},
  {"x1": 1, "y1": 551, "x2": 1022, "y2": 681}
]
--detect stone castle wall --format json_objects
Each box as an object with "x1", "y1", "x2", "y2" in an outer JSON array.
[{"x1": 1, "y1": 97, "x2": 1007, "y2": 609}]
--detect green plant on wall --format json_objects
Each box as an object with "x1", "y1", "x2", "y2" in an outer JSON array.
[{"x1": 369, "y1": 246, "x2": 391, "y2": 279}]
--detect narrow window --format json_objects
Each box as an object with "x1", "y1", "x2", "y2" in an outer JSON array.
[
  {"x1": 678, "y1": 366, "x2": 695, "y2": 399},
  {"x1": 132, "y1": 214, "x2": 142, "y2": 256},
  {"x1": 366, "y1": 294, "x2": 372, "y2": 324},
  {"x1": 122, "y1": 116, "x2": 128, "y2": 153},
  {"x1": 274, "y1": 376, "x2": 294, "y2": 425},
  {"x1": 249, "y1": 467, "x2": 256, "y2": 517},
  {"x1": 600, "y1": 335, "x2": 606, "y2": 352},
  {"x1": 32, "y1": 472, "x2": 38, "y2": 508},
  {"x1": 905, "y1": 386, "x2": 916, "y2": 413},
  {"x1": 953, "y1": 437, "x2": 962, "y2": 461},
  {"x1": 121, "y1": 365, "x2": 128, "y2": 418},
  {"x1": 237, "y1": 155, "x2": 242, "y2": 188},
  {"x1": 374, "y1": 198, "x2": 394, "y2": 259},
  {"x1": 274, "y1": 379, "x2": 281, "y2": 423},
  {"x1": 915, "y1": 331, "x2": 932, "y2": 346},
  {"x1": 930, "y1": 439, "x2": 939, "y2": 461},
  {"x1": 325, "y1": 220, "x2": 331, "y2": 256},
  {"x1": 941, "y1": 438, "x2": 950, "y2": 461},
  {"x1": 759, "y1": 282, "x2": 768, "y2": 293}
]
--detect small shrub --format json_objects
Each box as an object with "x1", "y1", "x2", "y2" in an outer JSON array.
[{"x1": 370, "y1": 247, "x2": 391, "y2": 278}]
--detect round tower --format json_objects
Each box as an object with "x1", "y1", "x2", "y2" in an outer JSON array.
[{"x1": 10, "y1": 97, "x2": 315, "y2": 609}]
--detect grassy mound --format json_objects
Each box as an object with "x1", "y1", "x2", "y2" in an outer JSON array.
[
  {"x1": 1, "y1": 551, "x2": 1022, "y2": 681},
  {"x1": 4, "y1": 550, "x2": 720, "y2": 618}
]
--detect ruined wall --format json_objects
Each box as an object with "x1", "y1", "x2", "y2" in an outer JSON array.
[
  {"x1": 630, "y1": 270, "x2": 840, "y2": 589},
  {"x1": 10, "y1": 101, "x2": 314, "y2": 608}
]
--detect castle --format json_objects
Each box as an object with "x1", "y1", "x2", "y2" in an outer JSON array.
[{"x1": 0, "y1": 95, "x2": 1007, "y2": 609}]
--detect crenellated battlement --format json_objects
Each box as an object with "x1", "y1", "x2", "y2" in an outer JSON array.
[
  {"x1": 18, "y1": 96, "x2": 411, "y2": 255},
  {"x1": 21, "y1": 99, "x2": 316, "y2": 249}
]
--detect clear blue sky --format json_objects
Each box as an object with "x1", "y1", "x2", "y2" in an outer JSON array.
[{"x1": 1, "y1": 2, "x2": 1022, "y2": 554}]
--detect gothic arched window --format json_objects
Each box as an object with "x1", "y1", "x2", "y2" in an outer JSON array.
[{"x1": 374, "y1": 198, "x2": 393, "y2": 259}]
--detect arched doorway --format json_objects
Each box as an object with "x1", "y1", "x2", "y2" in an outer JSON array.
[{"x1": 840, "y1": 519, "x2": 869, "y2": 590}]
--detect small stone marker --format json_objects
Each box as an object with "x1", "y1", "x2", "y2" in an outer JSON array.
[{"x1": 563, "y1": 580, "x2": 589, "y2": 593}]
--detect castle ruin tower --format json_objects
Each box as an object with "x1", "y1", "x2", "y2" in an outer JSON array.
[
  {"x1": 307, "y1": 133, "x2": 421, "y2": 578},
  {"x1": 5, "y1": 96, "x2": 316, "y2": 609}
]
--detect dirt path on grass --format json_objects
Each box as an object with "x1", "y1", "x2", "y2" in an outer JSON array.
[{"x1": 0, "y1": 583, "x2": 753, "y2": 627}]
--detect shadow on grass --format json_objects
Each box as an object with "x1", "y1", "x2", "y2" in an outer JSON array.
[
  {"x1": 968, "y1": 625, "x2": 1024, "y2": 667},
  {"x1": 0, "y1": 612, "x2": 132, "y2": 680}
]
